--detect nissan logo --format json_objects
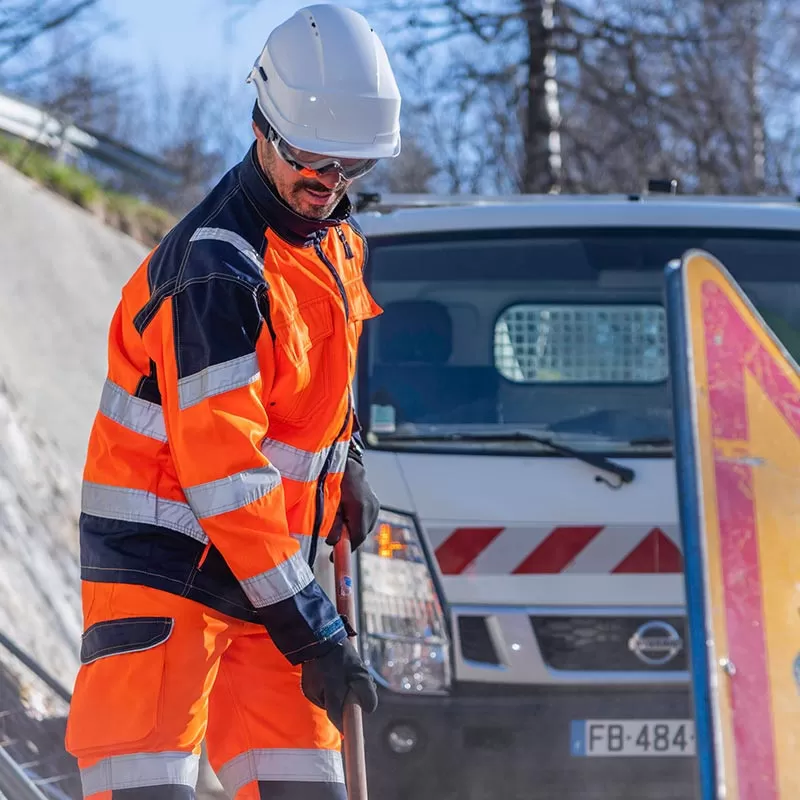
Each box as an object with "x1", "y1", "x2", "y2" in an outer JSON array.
[{"x1": 629, "y1": 621, "x2": 683, "y2": 666}]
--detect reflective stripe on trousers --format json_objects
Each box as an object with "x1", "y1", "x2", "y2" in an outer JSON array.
[
  {"x1": 216, "y1": 748, "x2": 346, "y2": 799},
  {"x1": 80, "y1": 751, "x2": 199, "y2": 795}
]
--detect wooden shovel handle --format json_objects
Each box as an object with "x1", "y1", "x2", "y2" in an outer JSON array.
[{"x1": 332, "y1": 533, "x2": 369, "y2": 800}]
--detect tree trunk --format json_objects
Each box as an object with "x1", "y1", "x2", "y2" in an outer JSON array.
[
  {"x1": 745, "y1": 0, "x2": 766, "y2": 193},
  {"x1": 520, "y1": 0, "x2": 561, "y2": 192}
]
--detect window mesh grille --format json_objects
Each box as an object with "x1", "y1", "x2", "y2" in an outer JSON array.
[{"x1": 494, "y1": 305, "x2": 668, "y2": 384}]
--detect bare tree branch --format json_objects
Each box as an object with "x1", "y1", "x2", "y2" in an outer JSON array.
[
  {"x1": 228, "y1": 0, "x2": 800, "y2": 196},
  {"x1": 0, "y1": 1, "x2": 101, "y2": 66}
]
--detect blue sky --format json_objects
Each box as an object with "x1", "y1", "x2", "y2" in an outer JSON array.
[
  {"x1": 94, "y1": 1, "x2": 362, "y2": 167},
  {"x1": 99, "y1": 0, "x2": 349, "y2": 92}
]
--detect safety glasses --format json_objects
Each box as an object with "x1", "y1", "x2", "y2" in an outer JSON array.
[{"x1": 270, "y1": 134, "x2": 378, "y2": 181}]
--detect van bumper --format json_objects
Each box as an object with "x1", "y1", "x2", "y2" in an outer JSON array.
[{"x1": 363, "y1": 684, "x2": 700, "y2": 800}]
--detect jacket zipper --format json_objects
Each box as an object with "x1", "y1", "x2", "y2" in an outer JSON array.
[
  {"x1": 308, "y1": 402, "x2": 352, "y2": 567},
  {"x1": 314, "y1": 238, "x2": 350, "y2": 322},
  {"x1": 307, "y1": 234, "x2": 353, "y2": 566},
  {"x1": 336, "y1": 226, "x2": 354, "y2": 259}
]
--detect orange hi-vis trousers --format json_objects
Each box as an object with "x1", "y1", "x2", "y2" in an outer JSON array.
[{"x1": 65, "y1": 581, "x2": 345, "y2": 799}]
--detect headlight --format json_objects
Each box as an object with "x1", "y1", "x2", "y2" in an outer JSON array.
[{"x1": 358, "y1": 509, "x2": 451, "y2": 694}]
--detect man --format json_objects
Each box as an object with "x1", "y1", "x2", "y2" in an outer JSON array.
[{"x1": 64, "y1": 6, "x2": 401, "y2": 798}]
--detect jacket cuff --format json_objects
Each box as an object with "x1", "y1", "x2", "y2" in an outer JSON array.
[{"x1": 255, "y1": 578, "x2": 349, "y2": 664}]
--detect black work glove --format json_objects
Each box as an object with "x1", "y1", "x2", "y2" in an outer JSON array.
[
  {"x1": 301, "y1": 637, "x2": 379, "y2": 733},
  {"x1": 326, "y1": 441, "x2": 380, "y2": 554}
]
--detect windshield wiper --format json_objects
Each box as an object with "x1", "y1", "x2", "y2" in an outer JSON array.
[{"x1": 380, "y1": 431, "x2": 635, "y2": 487}]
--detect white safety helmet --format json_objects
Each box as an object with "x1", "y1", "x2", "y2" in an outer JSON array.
[{"x1": 247, "y1": 4, "x2": 401, "y2": 163}]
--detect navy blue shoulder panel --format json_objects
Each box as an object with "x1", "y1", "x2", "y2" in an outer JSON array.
[
  {"x1": 134, "y1": 161, "x2": 269, "y2": 335},
  {"x1": 171, "y1": 274, "x2": 265, "y2": 381},
  {"x1": 129, "y1": 158, "x2": 275, "y2": 381}
]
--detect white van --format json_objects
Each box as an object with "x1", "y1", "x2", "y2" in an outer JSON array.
[{"x1": 331, "y1": 191, "x2": 800, "y2": 800}]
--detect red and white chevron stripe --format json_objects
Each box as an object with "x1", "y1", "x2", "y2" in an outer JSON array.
[{"x1": 428, "y1": 525, "x2": 683, "y2": 576}]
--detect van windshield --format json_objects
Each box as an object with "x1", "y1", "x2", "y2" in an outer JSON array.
[{"x1": 358, "y1": 227, "x2": 800, "y2": 453}]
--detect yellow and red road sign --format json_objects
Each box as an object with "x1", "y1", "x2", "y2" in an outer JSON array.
[{"x1": 666, "y1": 250, "x2": 800, "y2": 800}]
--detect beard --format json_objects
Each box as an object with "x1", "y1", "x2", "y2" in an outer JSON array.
[
  {"x1": 291, "y1": 178, "x2": 347, "y2": 219},
  {"x1": 258, "y1": 137, "x2": 349, "y2": 219}
]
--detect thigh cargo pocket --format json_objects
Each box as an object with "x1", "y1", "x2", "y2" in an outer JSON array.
[{"x1": 65, "y1": 617, "x2": 173, "y2": 756}]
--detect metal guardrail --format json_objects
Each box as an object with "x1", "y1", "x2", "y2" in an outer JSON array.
[
  {"x1": 0, "y1": 634, "x2": 71, "y2": 705},
  {"x1": 0, "y1": 90, "x2": 181, "y2": 187},
  {"x1": 0, "y1": 633, "x2": 80, "y2": 800},
  {"x1": 0, "y1": 745, "x2": 49, "y2": 800}
]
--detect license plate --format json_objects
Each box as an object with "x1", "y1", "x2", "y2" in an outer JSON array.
[{"x1": 571, "y1": 719, "x2": 696, "y2": 757}]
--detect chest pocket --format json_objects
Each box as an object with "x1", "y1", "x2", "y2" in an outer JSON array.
[
  {"x1": 270, "y1": 295, "x2": 336, "y2": 424},
  {"x1": 347, "y1": 278, "x2": 382, "y2": 323},
  {"x1": 344, "y1": 278, "x2": 383, "y2": 358}
]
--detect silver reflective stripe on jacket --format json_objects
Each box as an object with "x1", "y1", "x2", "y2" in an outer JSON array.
[
  {"x1": 184, "y1": 464, "x2": 281, "y2": 518},
  {"x1": 99, "y1": 379, "x2": 167, "y2": 442},
  {"x1": 177, "y1": 351, "x2": 260, "y2": 410},
  {"x1": 261, "y1": 439, "x2": 350, "y2": 483},
  {"x1": 239, "y1": 550, "x2": 315, "y2": 608},
  {"x1": 81, "y1": 482, "x2": 208, "y2": 544},
  {"x1": 189, "y1": 226, "x2": 265, "y2": 272}
]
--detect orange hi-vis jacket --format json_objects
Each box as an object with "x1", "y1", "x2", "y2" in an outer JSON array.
[{"x1": 79, "y1": 144, "x2": 381, "y2": 664}]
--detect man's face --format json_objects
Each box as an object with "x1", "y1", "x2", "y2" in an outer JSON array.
[{"x1": 255, "y1": 126, "x2": 352, "y2": 220}]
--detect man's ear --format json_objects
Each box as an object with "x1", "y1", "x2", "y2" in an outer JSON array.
[{"x1": 252, "y1": 120, "x2": 263, "y2": 139}]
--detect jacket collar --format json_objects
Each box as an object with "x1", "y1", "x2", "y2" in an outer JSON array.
[{"x1": 237, "y1": 142, "x2": 352, "y2": 247}]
